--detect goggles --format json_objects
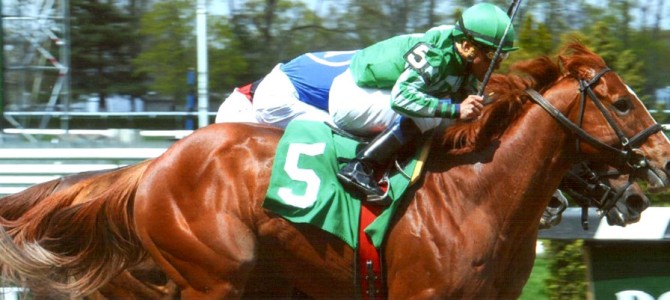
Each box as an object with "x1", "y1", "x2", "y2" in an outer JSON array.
[{"x1": 476, "y1": 44, "x2": 509, "y2": 62}]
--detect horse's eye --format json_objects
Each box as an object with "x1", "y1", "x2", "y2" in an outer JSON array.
[{"x1": 612, "y1": 99, "x2": 631, "y2": 113}]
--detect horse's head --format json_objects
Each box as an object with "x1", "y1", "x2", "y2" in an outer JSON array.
[
  {"x1": 560, "y1": 162, "x2": 649, "y2": 227},
  {"x1": 518, "y1": 42, "x2": 670, "y2": 194}
]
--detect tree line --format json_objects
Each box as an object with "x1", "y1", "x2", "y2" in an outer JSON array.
[{"x1": 69, "y1": 0, "x2": 669, "y2": 111}]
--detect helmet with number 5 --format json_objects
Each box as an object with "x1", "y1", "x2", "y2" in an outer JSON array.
[{"x1": 454, "y1": 3, "x2": 519, "y2": 52}]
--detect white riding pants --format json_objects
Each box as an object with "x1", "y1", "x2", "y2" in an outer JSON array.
[
  {"x1": 215, "y1": 88, "x2": 257, "y2": 123},
  {"x1": 328, "y1": 68, "x2": 444, "y2": 136}
]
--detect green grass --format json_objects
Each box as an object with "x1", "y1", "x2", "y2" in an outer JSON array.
[{"x1": 519, "y1": 255, "x2": 549, "y2": 300}]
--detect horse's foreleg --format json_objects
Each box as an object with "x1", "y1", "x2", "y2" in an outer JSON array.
[{"x1": 495, "y1": 237, "x2": 537, "y2": 299}]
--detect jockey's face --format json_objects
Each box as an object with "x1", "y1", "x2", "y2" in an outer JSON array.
[
  {"x1": 471, "y1": 43, "x2": 505, "y2": 81},
  {"x1": 457, "y1": 40, "x2": 505, "y2": 81}
]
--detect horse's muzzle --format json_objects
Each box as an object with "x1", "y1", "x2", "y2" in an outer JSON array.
[{"x1": 604, "y1": 185, "x2": 649, "y2": 226}]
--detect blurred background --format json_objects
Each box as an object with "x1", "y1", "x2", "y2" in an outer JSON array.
[
  {"x1": 2, "y1": 0, "x2": 670, "y2": 133},
  {"x1": 1, "y1": 1, "x2": 670, "y2": 299}
]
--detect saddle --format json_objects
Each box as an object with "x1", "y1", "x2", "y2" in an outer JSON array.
[{"x1": 263, "y1": 120, "x2": 431, "y2": 299}]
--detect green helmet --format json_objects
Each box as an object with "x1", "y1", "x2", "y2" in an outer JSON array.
[{"x1": 454, "y1": 3, "x2": 519, "y2": 52}]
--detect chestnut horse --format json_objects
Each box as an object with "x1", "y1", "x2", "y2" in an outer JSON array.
[
  {"x1": 0, "y1": 43, "x2": 669, "y2": 299},
  {"x1": 0, "y1": 153, "x2": 647, "y2": 299}
]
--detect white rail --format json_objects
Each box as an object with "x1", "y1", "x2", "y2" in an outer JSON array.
[
  {"x1": 0, "y1": 148, "x2": 165, "y2": 160},
  {"x1": 0, "y1": 148, "x2": 167, "y2": 196},
  {"x1": 2, "y1": 128, "x2": 194, "y2": 142}
]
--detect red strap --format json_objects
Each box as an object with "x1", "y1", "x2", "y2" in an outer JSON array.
[{"x1": 358, "y1": 203, "x2": 385, "y2": 299}]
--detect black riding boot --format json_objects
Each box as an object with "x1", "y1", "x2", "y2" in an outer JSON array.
[{"x1": 337, "y1": 117, "x2": 422, "y2": 201}]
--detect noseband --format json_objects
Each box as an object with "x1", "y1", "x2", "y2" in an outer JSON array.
[{"x1": 525, "y1": 68, "x2": 662, "y2": 173}]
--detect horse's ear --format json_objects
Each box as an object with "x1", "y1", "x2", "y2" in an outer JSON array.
[
  {"x1": 558, "y1": 55, "x2": 568, "y2": 72},
  {"x1": 511, "y1": 56, "x2": 561, "y2": 89},
  {"x1": 571, "y1": 64, "x2": 598, "y2": 81},
  {"x1": 558, "y1": 54, "x2": 580, "y2": 77},
  {"x1": 558, "y1": 55, "x2": 594, "y2": 80}
]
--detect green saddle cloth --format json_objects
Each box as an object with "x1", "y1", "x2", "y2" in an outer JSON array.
[{"x1": 263, "y1": 120, "x2": 428, "y2": 249}]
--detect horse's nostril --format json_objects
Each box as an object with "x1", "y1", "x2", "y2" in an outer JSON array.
[
  {"x1": 625, "y1": 195, "x2": 649, "y2": 214},
  {"x1": 664, "y1": 160, "x2": 670, "y2": 174}
]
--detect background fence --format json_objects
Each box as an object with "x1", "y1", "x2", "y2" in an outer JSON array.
[{"x1": 0, "y1": 147, "x2": 167, "y2": 196}]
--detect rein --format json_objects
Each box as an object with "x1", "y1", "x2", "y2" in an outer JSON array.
[
  {"x1": 524, "y1": 69, "x2": 662, "y2": 172},
  {"x1": 525, "y1": 69, "x2": 661, "y2": 229}
]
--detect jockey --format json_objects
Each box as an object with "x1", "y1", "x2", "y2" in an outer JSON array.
[
  {"x1": 214, "y1": 33, "x2": 569, "y2": 227},
  {"x1": 330, "y1": 3, "x2": 519, "y2": 199}
]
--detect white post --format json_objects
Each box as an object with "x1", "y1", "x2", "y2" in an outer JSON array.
[
  {"x1": 0, "y1": 287, "x2": 24, "y2": 300},
  {"x1": 196, "y1": 0, "x2": 209, "y2": 128}
]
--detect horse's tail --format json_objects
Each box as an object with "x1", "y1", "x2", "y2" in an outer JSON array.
[
  {"x1": 0, "y1": 160, "x2": 152, "y2": 297},
  {"x1": 0, "y1": 178, "x2": 62, "y2": 221},
  {"x1": 0, "y1": 167, "x2": 120, "y2": 221}
]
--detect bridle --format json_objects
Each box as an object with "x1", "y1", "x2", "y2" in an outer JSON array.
[
  {"x1": 525, "y1": 68, "x2": 661, "y2": 229},
  {"x1": 525, "y1": 68, "x2": 662, "y2": 173}
]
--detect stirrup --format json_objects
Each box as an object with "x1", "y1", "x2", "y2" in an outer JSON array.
[
  {"x1": 337, "y1": 173, "x2": 384, "y2": 197},
  {"x1": 337, "y1": 161, "x2": 382, "y2": 192},
  {"x1": 364, "y1": 175, "x2": 391, "y2": 206},
  {"x1": 337, "y1": 171, "x2": 391, "y2": 206}
]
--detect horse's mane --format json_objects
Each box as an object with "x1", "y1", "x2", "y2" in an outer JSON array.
[{"x1": 438, "y1": 42, "x2": 603, "y2": 153}]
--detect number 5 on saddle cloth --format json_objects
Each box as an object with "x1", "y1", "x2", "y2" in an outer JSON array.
[{"x1": 263, "y1": 120, "x2": 432, "y2": 249}]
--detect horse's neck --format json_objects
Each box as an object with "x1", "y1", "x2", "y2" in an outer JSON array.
[
  {"x1": 495, "y1": 106, "x2": 572, "y2": 216},
  {"x1": 424, "y1": 104, "x2": 572, "y2": 236}
]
